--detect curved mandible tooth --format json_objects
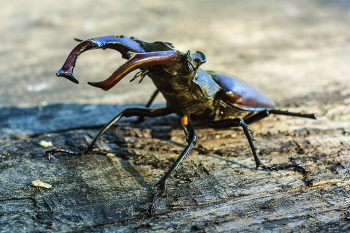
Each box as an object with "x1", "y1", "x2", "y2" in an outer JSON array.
[
  {"x1": 56, "y1": 69, "x2": 79, "y2": 84},
  {"x1": 56, "y1": 35, "x2": 146, "y2": 84},
  {"x1": 56, "y1": 40, "x2": 99, "y2": 84},
  {"x1": 88, "y1": 50, "x2": 180, "y2": 91},
  {"x1": 127, "y1": 51, "x2": 138, "y2": 60}
]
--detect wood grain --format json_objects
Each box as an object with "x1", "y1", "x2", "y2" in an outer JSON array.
[{"x1": 0, "y1": 0, "x2": 349, "y2": 232}]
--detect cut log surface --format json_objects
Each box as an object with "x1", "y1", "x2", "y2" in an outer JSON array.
[{"x1": 0, "y1": 0, "x2": 349, "y2": 232}]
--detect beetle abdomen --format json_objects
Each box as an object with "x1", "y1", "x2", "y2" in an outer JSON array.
[{"x1": 208, "y1": 71, "x2": 275, "y2": 109}]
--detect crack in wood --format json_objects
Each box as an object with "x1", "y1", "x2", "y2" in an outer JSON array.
[
  {"x1": 170, "y1": 180, "x2": 349, "y2": 210},
  {"x1": 213, "y1": 207, "x2": 349, "y2": 226}
]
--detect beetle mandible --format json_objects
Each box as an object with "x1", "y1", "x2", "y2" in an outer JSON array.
[{"x1": 47, "y1": 35, "x2": 317, "y2": 215}]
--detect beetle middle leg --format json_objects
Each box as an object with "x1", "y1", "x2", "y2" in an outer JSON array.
[
  {"x1": 148, "y1": 115, "x2": 197, "y2": 215},
  {"x1": 206, "y1": 118, "x2": 305, "y2": 172},
  {"x1": 206, "y1": 118, "x2": 263, "y2": 168},
  {"x1": 46, "y1": 107, "x2": 172, "y2": 159}
]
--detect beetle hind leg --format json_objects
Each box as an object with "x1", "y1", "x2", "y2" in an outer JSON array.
[
  {"x1": 269, "y1": 109, "x2": 317, "y2": 119},
  {"x1": 244, "y1": 109, "x2": 317, "y2": 125}
]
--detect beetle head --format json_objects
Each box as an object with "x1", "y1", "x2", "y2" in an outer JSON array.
[{"x1": 56, "y1": 35, "x2": 206, "y2": 91}]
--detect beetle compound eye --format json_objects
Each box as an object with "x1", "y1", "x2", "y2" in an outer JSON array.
[{"x1": 187, "y1": 59, "x2": 198, "y2": 71}]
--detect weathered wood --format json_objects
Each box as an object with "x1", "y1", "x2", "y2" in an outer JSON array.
[
  {"x1": 0, "y1": 92, "x2": 349, "y2": 232},
  {"x1": 1, "y1": 0, "x2": 349, "y2": 232}
]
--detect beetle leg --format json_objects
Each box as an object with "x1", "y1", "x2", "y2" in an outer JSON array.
[
  {"x1": 207, "y1": 118, "x2": 263, "y2": 168},
  {"x1": 268, "y1": 109, "x2": 317, "y2": 119},
  {"x1": 154, "y1": 115, "x2": 197, "y2": 190},
  {"x1": 85, "y1": 107, "x2": 172, "y2": 153},
  {"x1": 206, "y1": 118, "x2": 306, "y2": 172},
  {"x1": 244, "y1": 109, "x2": 316, "y2": 125},
  {"x1": 148, "y1": 115, "x2": 197, "y2": 215},
  {"x1": 136, "y1": 89, "x2": 160, "y2": 124},
  {"x1": 144, "y1": 89, "x2": 160, "y2": 109},
  {"x1": 45, "y1": 107, "x2": 172, "y2": 158}
]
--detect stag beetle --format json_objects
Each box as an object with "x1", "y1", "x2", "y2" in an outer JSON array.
[{"x1": 47, "y1": 35, "x2": 316, "y2": 215}]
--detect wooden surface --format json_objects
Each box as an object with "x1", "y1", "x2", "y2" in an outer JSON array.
[{"x1": 1, "y1": 1, "x2": 349, "y2": 232}]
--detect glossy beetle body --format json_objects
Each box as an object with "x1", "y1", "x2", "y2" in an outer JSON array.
[{"x1": 48, "y1": 35, "x2": 316, "y2": 215}]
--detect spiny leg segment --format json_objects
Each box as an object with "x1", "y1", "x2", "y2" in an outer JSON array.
[
  {"x1": 207, "y1": 118, "x2": 305, "y2": 172},
  {"x1": 148, "y1": 115, "x2": 197, "y2": 215},
  {"x1": 46, "y1": 107, "x2": 172, "y2": 159}
]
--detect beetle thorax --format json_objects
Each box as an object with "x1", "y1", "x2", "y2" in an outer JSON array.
[{"x1": 148, "y1": 71, "x2": 194, "y2": 95}]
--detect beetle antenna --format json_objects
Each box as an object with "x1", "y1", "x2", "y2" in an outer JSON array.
[
  {"x1": 130, "y1": 71, "x2": 142, "y2": 82},
  {"x1": 139, "y1": 72, "x2": 147, "y2": 83},
  {"x1": 130, "y1": 69, "x2": 150, "y2": 83}
]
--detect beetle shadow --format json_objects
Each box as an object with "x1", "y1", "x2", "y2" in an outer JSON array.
[
  {"x1": 115, "y1": 156, "x2": 156, "y2": 213},
  {"x1": 202, "y1": 154, "x2": 256, "y2": 170},
  {"x1": 165, "y1": 138, "x2": 257, "y2": 171}
]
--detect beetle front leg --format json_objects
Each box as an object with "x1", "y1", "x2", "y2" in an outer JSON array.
[
  {"x1": 86, "y1": 106, "x2": 171, "y2": 153},
  {"x1": 46, "y1": 107, "x2": 172, "y2": 159},
  {"x1": 148, "y1": 115, "x2": 196, "y2": 215}
]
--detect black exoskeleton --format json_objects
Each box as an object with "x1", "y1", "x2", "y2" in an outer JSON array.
[{"x1": 47, "y1": 35, "x2": 316, "y2": 215}]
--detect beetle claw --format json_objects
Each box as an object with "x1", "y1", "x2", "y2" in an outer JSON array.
[
  {"x1": 56, "y1": 39, "x2": 99, "y2": 84},
  {"x1": 147, "y1": 187, "x2": 162, "y2": 216},
  {"x1": 56, "y1": 69, "x2": 79, "y2": 84}
]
